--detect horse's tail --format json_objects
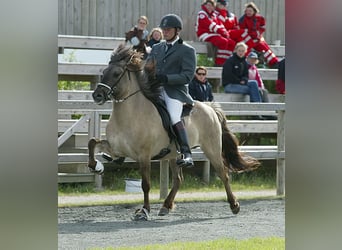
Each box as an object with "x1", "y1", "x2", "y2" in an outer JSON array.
[{"x1": 210, "y1": 103, "x2": 260, "y2": 172}]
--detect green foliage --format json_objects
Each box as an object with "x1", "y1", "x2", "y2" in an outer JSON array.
[
  {"x1": 58, "y1": 80, "x2": 91, "y2": 90},
  {"x1": 197, "y1": 54, "x2": 214, "y2": 67}
]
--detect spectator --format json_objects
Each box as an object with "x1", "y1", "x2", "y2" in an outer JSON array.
[
  {"x1": 247, "y1": 52, "x2": 270, "y2": 103},
  {"x1": 145, "y1": 27, "x2": 163, "y2": 55},
  {"x1": 195, "y1": 0, "x2": 236, "y2": 66},
  {"x1": 147, "y1": 14, "x2": 196, "y2": 168},
  {"x1": 276, "y1": 58, "x2": 285, "y2": 94},
  {"x1": 189, "y1": 66, "x2": 214, "y2": 102},
  {"x1": 215, "y1": 0, "x2": 255, "y2": 54},
  {"x1": 125, "y1": 16, "x2": 149, "y2": 55},
  {"x1": 222, "y1": 42, "x2": 262, "y2": 103},
  {"x1": 239, "y1": 2, "x2": 279, "y2": 68}
]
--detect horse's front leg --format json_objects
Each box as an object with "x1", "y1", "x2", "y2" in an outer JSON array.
[
  {"x1": 131, "y1": 159, "x2": 151, "y2": 221},
  {"x1": 159, "y1": 159, "x2": 183, "y2": 216},
  {"x1": 88, "y1": 138, "x2": 112, "y2": 174}
]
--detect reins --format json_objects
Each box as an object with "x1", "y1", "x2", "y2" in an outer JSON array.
[{"x1": 99, "y1": 54, "x2": 142, "y2": 103}]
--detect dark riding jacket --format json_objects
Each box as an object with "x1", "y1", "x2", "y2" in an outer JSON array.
[{"x1": 147, "y1": 38, "x2": 196, "y2": 105}]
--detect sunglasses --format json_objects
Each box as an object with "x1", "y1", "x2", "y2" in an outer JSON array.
[{"x1": 197, "y1": 72, "x2": 206, "y2": 76}]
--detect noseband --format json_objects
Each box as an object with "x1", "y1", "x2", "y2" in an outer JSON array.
[{"x1": 97, "y1": 55, "x2": 141, "y2": 103}]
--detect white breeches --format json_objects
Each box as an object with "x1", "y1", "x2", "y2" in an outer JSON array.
[{"x1": 161, "y1": 89, "x2": 182, "y2": 125}]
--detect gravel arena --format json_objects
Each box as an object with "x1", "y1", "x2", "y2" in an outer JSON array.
[{"x1": 58, "y1": 195, "x2": 284, "y2": 249}]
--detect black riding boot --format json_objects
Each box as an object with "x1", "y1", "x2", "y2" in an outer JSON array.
[{"x1": 172, "y1": 121, "x2": 194, "y2": 168}]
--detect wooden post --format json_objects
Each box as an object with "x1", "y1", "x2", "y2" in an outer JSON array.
[
  {"x1": 159, "y1": 160, "x2": 169, "y2": 199},
  {"x1": 88, "y1": 111, "x2": 103, "y2": 189},
  {"x1": 202, "y1": 161, "x2": 210, "y2": 184},
  {"x1": 276, "y1": 110, "x2": 285, "y2": 195}
]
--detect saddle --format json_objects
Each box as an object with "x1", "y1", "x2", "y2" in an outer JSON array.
[{"x1": 150, "y1": 98, "x2": 193, "y2": 160}]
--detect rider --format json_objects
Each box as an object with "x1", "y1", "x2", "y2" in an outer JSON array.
[{"x1": 147, "y1": 14, "x2": 196, "y2": 168}]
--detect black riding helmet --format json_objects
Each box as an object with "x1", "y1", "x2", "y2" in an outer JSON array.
[{"x1": 159, "y1": 14, "x2": 183, "y2": 30}]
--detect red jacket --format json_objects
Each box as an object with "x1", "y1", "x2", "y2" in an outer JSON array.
[
  {"x1": 196, "y1": 4, "x2": 228, "y2": 41},
  {"x1": 215, "y1": 8, "x2": 239, "y2": 31},
  {"x1": 239, "y1": 14, "x2": 266, "y2": 39}
]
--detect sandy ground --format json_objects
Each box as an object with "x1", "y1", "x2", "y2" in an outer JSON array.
[{"x1": 58, "y1": 190, "x2": 284, "y2": 249}]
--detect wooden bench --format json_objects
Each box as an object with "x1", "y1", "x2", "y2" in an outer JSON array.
[
  {"x1": 58, "y1": 35, "x2": 285, "y2": 57},
  {"x1": 58, "y1": 35, "x2": 284, "y2": 85},
  {"x1": 58, "y1": 91, "x2": 285, "y2": 196}
]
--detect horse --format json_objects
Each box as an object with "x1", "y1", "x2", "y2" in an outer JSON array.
[{"x1": 88, "y1": 44, "x2": 260, "y2": 220}]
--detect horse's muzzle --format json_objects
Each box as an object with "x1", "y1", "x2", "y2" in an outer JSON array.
[{"x1": 92, "y1": 87, "x2": 107, "y2": 105}]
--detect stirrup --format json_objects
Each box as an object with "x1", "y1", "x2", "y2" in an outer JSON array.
[{"x1": 176, "y1": 154, "x2": 194, "y2": 168}]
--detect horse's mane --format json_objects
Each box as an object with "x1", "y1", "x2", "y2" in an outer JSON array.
[{"x1": 110, "y1": 44, "x2": 161, "y2": 103}]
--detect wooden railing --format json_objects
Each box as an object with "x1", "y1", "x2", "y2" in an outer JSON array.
[{"x1": 58, "y1": 91, "x2": 285, "y2": 196}]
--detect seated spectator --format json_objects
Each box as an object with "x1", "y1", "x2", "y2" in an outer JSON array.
[
  {"x1": 195, "y1": 0, "x2": 236, "y2": 66},
  {"x1": 215, "y1": 0, "x2": 255, "y2": 54},
  {"x1": 145, "y1": 27, "x2": 163, "y2": 55},
  {"x1": 189, "y1": 66, "x2": 214, "y2": 102},
  {"x1": 125, "y1": 16, "x2": 149, "y2": 55},
  {"x1": 222, "y1": 42, "x2": 262, "y2": 103},
  {"x1": 247, "y1": 52, "x2": 277, "y2": 120},
  {"x1": 276, "y1": 58, "x2": 285, "y2": 94},
  {"x1": 239, "y1": 2, "x2": 279, "y2": 68},
  {"x1": 247, "y1": 52, "x2": 270, "y2": 102}
]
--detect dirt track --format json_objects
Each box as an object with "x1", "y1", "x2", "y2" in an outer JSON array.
[{"x1": 58, "y1": 197, "x2": 284, "y2": 249}]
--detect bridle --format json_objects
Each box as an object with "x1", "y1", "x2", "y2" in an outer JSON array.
[{"x1": 97, "y1": 55, "x2": 142, "y2": 103}]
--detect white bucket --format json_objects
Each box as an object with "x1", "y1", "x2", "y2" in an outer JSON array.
[{"x1": 124, "y1": 178, "x2": 142, "y2": 193}]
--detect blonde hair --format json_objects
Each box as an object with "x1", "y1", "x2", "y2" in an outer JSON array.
[
  {"x1": 234, "y1": 42, "x2": 248, "y2": 52},
  {"x1": 138, "y1": 16, "x2": 149, "y2": 25},
  {"x1": 148, "y1": 27, "x2": 163, "y2": 40}
]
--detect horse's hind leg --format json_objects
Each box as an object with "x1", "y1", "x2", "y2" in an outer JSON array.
[
  {"x1": 88, "y1": 138, "x2": 112, "y2": 174},
  {"x1": 204, "y1": 151, "x2": 240, "y2": 214},
  {"x1": 159, "y1": 159, "x2": 183, "y2": 216},
  {"x1": 215, "y1": 164, "x2": 240, "y2": 214}
]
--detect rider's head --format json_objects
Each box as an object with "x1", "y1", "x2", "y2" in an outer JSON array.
[{"x1": 159, "y1": 14, "x2": 183, "y2": 42}]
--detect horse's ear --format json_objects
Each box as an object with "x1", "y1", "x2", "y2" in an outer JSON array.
[{"x1": 144, "y1": 58, "x2": 156, "y2": 76}]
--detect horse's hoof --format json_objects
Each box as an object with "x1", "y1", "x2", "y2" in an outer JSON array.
[
  {"x1": 158, "y1": 207, "x2": 169, "y2": 216},
  {"x1": 230, "y1": 201, "x2": 240, "y2": 214},
  {"x1": 131, "y1": 208, "x2": 150, "y2": 221},
  {"x1": 89, "y1": 159, "x2": 104, "y2": 175}
]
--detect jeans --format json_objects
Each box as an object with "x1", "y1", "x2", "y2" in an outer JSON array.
[{"x1": 223, "y1": 80, "x2": 262, "y2": 102}]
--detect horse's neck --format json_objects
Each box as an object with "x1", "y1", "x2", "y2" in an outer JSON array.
[{"x1": 112, "y1": 74, "x2": 152, "y2": 117}]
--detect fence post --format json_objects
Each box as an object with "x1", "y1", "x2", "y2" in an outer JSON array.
[
  {"x1": 88, "y1": 111, "x2": 103, "y2": 190},
  {"x1": 202, "y1": 160, "x2": 210, "y2": 184},
  {"x1": 276, "y1": 109, "x2": 285, "y2": 195}
]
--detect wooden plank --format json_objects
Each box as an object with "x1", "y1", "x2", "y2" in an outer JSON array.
[
  {"x1": 57, "y1": 35, "x2": 285, "y2": 57},
  {"x1": 58, "y1": 145, "x2": 284, "y2": 163},
  {"x1": 58, "y1": 114, "x2": 90, "y2": 147},
  {"x1": 58, "y1": 120, "x2": 278, "y2": 135},
  {"x1": 57, "y1": 62, "x2": 278, "y2": 81},
  {"x1": 58, "y1": 90, "x2": 285, "y2": 103},
  {"x1": 58, "y1": 35, "x2": 125, "y2": 50},
  {"x1": 81, "y1": 0, "x2": 89, "y2": 35},
  {"x1": 58, "y1": 173, "x2": 95, "y2": 183}
]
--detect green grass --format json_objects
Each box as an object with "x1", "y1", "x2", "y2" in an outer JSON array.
[
  {"x1": 89, "y1": 237, "x2": 284, "y2": 250},
  {"x1": 58, "y1": 163, "x2": 276, "y2": 196}
]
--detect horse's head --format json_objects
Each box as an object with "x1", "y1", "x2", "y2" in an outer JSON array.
[{"x1": 92, "y1": 44, "x2": 144, "y2": 104}]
